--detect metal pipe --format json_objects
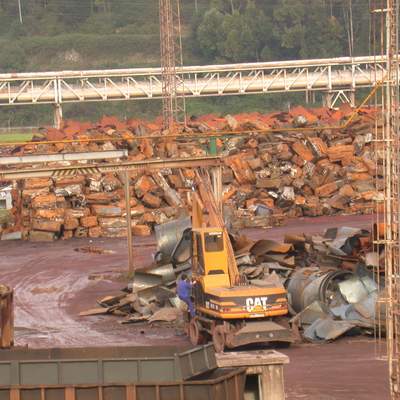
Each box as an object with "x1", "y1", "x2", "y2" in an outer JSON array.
[
  {"x1": 0, "y1": 55, "x2": 391, "y2": 106},
  {"x1": 0, "y1": 155, "x2": 221, "y2": 180},
  {"x1": 0, "y1": 55, "x2": 390, "y2": 80},
  {"x1": 0, "y1": 71, "x2": 386, "y2": 105},
  {"x1": 0, "y1": 150, "x2": 128, "y2": 165}
]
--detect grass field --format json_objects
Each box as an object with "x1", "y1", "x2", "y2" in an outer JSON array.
[{"x1": 0, "y1": 133, "x2": 33, "y2": 143}]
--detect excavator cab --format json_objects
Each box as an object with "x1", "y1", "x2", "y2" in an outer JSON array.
[{"x1": 192, "y1": 228, "x2": 230, "y2": 288}]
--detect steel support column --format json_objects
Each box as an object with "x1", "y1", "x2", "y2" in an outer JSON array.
[
  {"x1": 123, "y1": 171, "x2": 134, "y2": 276},
  {"x1": 54, "y1": 104, "x2": 63, "y2": 129}
]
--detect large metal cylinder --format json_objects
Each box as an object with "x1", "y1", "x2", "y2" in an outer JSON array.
[
  {"x1": 155, "y1": 217, "x2": 191, "y2": 264},
  {"x1": 286, "y1": 268, "x2": 353, "y2": 314}
]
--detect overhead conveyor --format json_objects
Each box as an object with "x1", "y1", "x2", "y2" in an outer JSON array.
[{"x1": 0, "y1": 55, "x2": 390, "y2": 107}]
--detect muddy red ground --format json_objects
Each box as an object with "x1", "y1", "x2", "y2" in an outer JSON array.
[{"x1": 0, "y1": 214, "x2": 389, "y2": 399}]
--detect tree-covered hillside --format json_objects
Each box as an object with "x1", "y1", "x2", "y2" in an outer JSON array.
[{"x1": 0, "y1": 0, "x2": 371, "y2": 125}]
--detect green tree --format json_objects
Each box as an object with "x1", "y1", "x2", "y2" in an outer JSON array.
[
  {"x1": 196, "y1": 8, "x2": 225, "y2": 59},
  {"x1": 48, "y1": 0, "x2": 92, "y2": 26},
  {"x1": 0, "y1": 42, "x2": 26, "y2": 71},
  {"x1": 273, "y1": 0, "x2": 345, "y2": 59},
  {"x1": 222, "y1": 11, "x2": 246, "y2": 60},
  {"x1": 197, "y1": 1, "x2": 274, "y2": 62},
  {"x1": 272, "y1": 0, "x2": 306, "y2": 57},
  {"x1": 211, "y1": 0, "x2": 248, "y2": 13},
  {"x1": 242, "y1": 1, "x2": 274, "y2": 60}
]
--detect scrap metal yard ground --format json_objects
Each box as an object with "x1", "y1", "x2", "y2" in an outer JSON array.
[{"x1": 0, "y1": 214, "x2": 388, "y2": 399}]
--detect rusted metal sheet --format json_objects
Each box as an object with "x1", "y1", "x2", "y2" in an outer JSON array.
[{"x1": 155, "y1": 217, "x2": 191, "y2": 264}]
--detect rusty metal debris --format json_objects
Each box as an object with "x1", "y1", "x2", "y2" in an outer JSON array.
[
  {"x1": 154, "y1": 217, "x2": 190, "y2": 261},
  {"x1": 0, "y1": 284, "x2": 14, "y2": 348},
  {"x1": 74, "y1": 246, "x2": 115, "y2": 255},
  {"x1": 283, "y1": 226, "x2": 382, "y2": 342},
  {"x1": 0, "y1": 106, "x2": 379, "y2": 241},
  {"x1": 303, "y1": 318, "x2": 357, "y2": 342},
  {"x1": 80, "y1": 259, "x2": 190, "y2": 323},
  {"x1": 288, "y1": 267, "x2": 379, "y2": 342},
  {"x1": 80, "y1": 218, "x2": 383, "y2": 345},
  {"x1": 154, "y1": 217, "x2": 192, "y2": 266}
]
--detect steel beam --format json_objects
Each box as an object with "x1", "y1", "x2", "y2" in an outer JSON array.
[
  {"x1": 0, "y1": 156, "x2": 221, "y2": 180},
  {"x1": 0, "y1": 150, "x2": 128, "y2": 165}
]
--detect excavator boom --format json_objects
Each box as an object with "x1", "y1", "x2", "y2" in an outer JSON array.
[{"x1": 193, "y1": 170, "x2": 239, "y2": 286}]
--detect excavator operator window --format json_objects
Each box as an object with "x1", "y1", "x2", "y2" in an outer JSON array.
[
  {"x1": 195, "y1": 232, "x2": 205, "y2": 274},
  {"x1": 205, "y1": 232, "x2": 224, "y2": 252}
]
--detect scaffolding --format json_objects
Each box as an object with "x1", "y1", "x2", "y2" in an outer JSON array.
[
  {"x1": 159, "y1": 0, "x2": 186, "y2": 131},
  {"x1": 373, "y1": 0, "x2": 400, "y2": 398}
]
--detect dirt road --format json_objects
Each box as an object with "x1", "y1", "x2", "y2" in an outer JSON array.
[
  {"x1": 0, "y1": 213, "x2": 388, "y2": 399},
  {"x1": 0, "y1": 234, "x2": 182, "y2": 347},
  {"x1": 284, "y1": 338, "x2": 389, "y2": 400}
]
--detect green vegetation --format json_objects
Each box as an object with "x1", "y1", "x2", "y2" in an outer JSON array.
[
  {"x1": 0, "y1": 0, "x2": 371, "y2": 125},
  {"x1": 194, "y1": 0, "x2": 370, "y2": 62},
  {"x1": 0, "y1": 209, "x2": 13, "y2": 225},
  {"x1": 0, "y1": 133, "x2": 33, "y2": 142}
]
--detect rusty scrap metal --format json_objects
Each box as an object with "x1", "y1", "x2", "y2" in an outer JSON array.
[{"x1": 0, "y1": 285, "x2": 14, "y2": 349}]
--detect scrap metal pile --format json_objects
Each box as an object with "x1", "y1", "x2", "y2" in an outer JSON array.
[
  {"x1": 81, "y1": 220, "x2": 383, "y2": 343},
  {"x1": 0, "y1": 105, "x2": 380, "y2": 241},
  {"x1": 237, "y1": 224, "x2": 383, "y2": 342}
]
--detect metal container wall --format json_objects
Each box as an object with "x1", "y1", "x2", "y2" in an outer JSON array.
[
  {"x1": 0, "y1": 345, "x2": 216, "y2": 385},
  {"x1": 0, "y1": 368, "x2": 245, "y2": 400}
]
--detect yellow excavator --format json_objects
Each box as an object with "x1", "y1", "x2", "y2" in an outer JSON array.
[{"x1": 188, "y1": 171, "x2": 293, "y2": 352}]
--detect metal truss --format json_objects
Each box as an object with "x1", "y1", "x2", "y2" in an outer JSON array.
[{"x1": 0, "y1": 55, "x2": 389, "y2": 106}]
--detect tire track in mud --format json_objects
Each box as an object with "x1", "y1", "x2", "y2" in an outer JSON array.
[
  {"x1": 13, "y1": 268, "x2": 113, "y2": 347},
  {"x1": 0, "y1": 242, "x2": 184, "y2": 348}
]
